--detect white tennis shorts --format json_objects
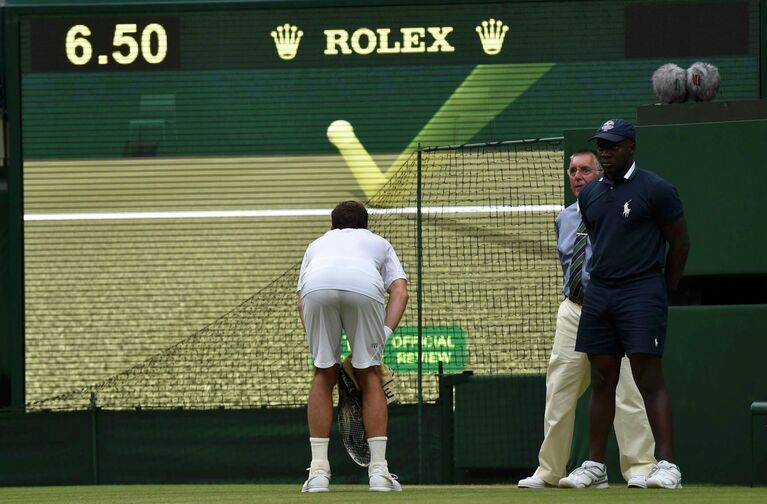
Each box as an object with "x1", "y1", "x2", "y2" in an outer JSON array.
[{"x1": 302, "y1": 289, "x2": 386, "y2": 369}]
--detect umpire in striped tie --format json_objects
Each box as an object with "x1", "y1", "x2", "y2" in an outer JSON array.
[{"x1": 518, "y1": 150, "x2": 656, "y2": 489}]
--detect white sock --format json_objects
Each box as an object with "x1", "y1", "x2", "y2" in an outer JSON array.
[
  {"x1": 367, "y1": 436, "x2": 388, "y2": 468},
  {"x1": 309, "y1": 437, "x2": 330, "y2": 472}
]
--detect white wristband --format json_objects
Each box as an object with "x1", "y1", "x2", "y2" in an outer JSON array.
[{"x1": 384, "y1": 326, "x2": 393, "y2": 342}]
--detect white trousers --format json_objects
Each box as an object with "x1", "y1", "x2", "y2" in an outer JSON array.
[{"x1": 533, "y1": 298, "x2": 656, "y2": 485}]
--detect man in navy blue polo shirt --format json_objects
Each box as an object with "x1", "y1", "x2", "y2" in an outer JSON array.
[{"x1": 558, "y1": 119, "x2": 690, "y2": 489}]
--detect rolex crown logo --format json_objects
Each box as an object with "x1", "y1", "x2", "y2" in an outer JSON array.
[
  {"x1": 475, "y1": 18, "x2": 509, "y2": 55},
  {"x1": 271, "y1": 23, "x2": 304, "y2": 61}
]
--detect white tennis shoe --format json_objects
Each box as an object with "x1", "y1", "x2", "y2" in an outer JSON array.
[
  {"x1": 627, "y1": 474, "x2": 647, "y2": 488},
  {"x1": 517, "y1": 475, "x2": 552, "y2": 488},
  {"x1": 301, "y1": 468, "x2": 330, "y2": 493},
  {"x1": 369, "y1": 464, "x2": 402, "y2": 492},
  {"x1": 646, "y1": 460, "x2": 682, "y2": 489},
  {"x1": 558, "y1": 460, "x2": 608, "y2": 488}
]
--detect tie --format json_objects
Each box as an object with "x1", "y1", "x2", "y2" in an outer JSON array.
[{"x1": 567, "y1": 220, "x2": 588, "y2": 303}]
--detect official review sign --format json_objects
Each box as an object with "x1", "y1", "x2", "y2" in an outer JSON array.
[
  {"x1": 333, "y1": 326, "x2": 466, "y2": 373},
  {"x1": 385, "y1": 326, "x2": 466, "y2": 372}
]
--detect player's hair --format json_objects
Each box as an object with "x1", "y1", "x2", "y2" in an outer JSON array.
[
  {"x1": 331, "y1": 200, "x2": 369, "y2": 229},
  {"x1": 570, "y1": 149, "x2": 603, "y2": 177}
]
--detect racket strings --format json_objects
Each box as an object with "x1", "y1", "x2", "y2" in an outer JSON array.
[{"x1": 338, "y1": 367, "x2": 370, "y2": 466}]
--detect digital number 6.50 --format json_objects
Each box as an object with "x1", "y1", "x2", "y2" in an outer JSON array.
[{"x1": 65, "y1": 23, "x2": 168, "y2": 66}]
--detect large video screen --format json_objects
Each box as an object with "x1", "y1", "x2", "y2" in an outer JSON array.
[{"x1": 18, "y1": 1, "x2": 758, "y2": 409}]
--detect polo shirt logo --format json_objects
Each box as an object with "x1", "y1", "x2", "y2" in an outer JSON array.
[{"x1": 623, "y1": 200, "x2": 632, "y2": 218}]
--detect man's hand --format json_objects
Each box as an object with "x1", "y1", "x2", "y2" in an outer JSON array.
[{"x1": 297, "y1": 291, "x2": 306, "y2": 330}]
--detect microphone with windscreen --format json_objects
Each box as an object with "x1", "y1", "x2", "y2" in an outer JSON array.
[
  {"x1": 686, "y1": 61, "x2": 720, "y2": 102},
  {"x1": 652, "y1": 63, "x2": 688, "y2": 104}
]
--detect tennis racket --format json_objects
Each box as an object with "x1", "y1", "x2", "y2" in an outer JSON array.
[{"x1": 338, "y1": 357, "x2": 370, "y2": 466}]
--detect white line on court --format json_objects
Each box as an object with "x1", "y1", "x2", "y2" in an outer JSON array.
[{"x1": 24, "y1": 205, "x2": 564, "y2": 222}]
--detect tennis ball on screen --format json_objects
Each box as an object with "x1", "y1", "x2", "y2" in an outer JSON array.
[{"x1": 327, "y1": 119, "x2": 356, "y2": 146}]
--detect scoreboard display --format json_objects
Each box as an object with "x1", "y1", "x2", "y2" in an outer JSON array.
[
  {"x1": 19, "y1": 3, "x2": 562, "y2": 161},
  {"x1": 30, "y1": 17, "x2": 180, "y2": 71},
  {"x1": 17, "y1": 1, "x2": 755, "y2": 161}
]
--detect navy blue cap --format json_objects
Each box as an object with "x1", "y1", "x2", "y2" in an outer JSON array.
[{"x1": 590, "y1": 118, "x2": 636, "y2": 142}]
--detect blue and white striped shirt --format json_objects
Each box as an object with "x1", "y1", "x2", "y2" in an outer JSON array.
[{"x1": 555, "y1": 202, "x2": 593, "y2": 297}]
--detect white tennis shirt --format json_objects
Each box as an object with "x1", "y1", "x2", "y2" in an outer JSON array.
[{"x1": 297, "y1": 228, "x2": 408, "y2": 304}]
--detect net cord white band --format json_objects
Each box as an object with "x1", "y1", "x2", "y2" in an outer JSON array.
[{"x1": 24, "y1": 205, "x2": 563, "y2": 222}]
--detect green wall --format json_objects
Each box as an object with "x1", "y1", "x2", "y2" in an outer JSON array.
[
  {"x1": 0, "y1": 404, "x2": 444, "y2": 485},
  {"x1": 763, "y1": 0, "x2": 767, "y2": 98},
  {"x1": 453, "y1": 375, "x2": 544, "y2": 474},
  {"x1": 638, "y1": 119, "x2": 767, "y2": 275},
  {"x1": 0, "y1": 8, "x2": 25, "y2": 411}
]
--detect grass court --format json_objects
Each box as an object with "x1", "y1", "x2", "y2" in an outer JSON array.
[{"x1": 1, "y1": 484, "x2": 766, "y2": 504}]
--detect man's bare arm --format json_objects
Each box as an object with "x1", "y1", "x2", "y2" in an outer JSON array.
[{"x1": 384, "y1": 279, "x2": 409, "y2": 333}]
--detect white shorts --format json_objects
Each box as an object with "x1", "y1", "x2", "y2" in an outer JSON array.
[{"x1": 302, "y1": 289, "x2": 385, "y2": 369}]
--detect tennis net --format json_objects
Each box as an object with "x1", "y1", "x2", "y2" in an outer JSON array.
[{"x1": 26, "y1": 137, "x2": 564, "y2": 410}]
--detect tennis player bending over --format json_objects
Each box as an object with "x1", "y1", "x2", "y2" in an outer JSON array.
[{"x1": 297, "y1": 201, "x2": 409, "y2": 493}]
